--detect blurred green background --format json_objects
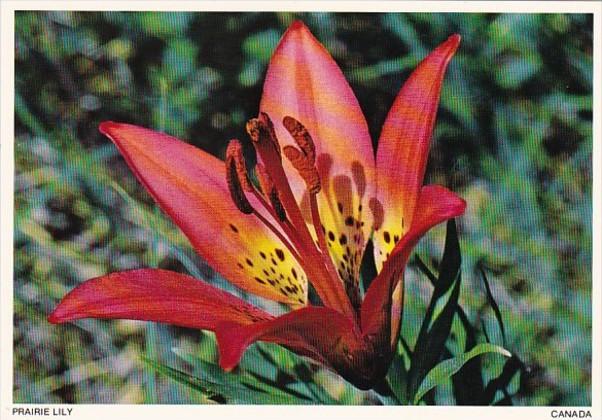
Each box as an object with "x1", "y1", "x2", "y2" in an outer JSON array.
[{"x1": 13, "y1": 12, "x2": 592, "y2": 405}]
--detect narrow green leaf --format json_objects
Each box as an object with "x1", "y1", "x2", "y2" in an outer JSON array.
[
  {"x1": 386, "y1": 342, "x2": 410, "y2": 404},
  {"x1": 408, "y1": 220, "x2": 462, "y2": 399},
  {"x1": 481, "y1": 355, "x2": 526, "y2": 405},
  {"x1": 451, "y1": 309, "x2": 485, "y2": 404},
  {"x1": 414, "y1": 344, "x2": 512, "y2": 404},
  {"x1": 479, "y1": 266, "x2": 507, "y2": 345},
  {"x1": 141, "y1": 356, "x2": 222, "y2": 400},
  {"x1": 170, "y1": 347, "x2": 314, "y2": 403}
]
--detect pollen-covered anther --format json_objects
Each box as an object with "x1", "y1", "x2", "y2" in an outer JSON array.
[
  {"x1": 256, "y1": 164, "x2": 287, "y2": 221},
  {"x1": 283, "y1": 116, "x2": 316, "y2": 164},
  {"x1": 226, "y1": 140, "x2": 252, "y2": 192},
  {"x1": 283, "y1": 145, "x2": 321, "y2": 194},
  {"x1": 246, "y1": 113, "x2": 281, "y2": 157},
  {"x1": 226, "y1": 141, "x2": 253, "y2": 214}
]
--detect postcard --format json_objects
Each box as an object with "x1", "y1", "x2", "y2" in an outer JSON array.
[{"x1": 1, "y1": 1, "x2": 600, "y2": 419}]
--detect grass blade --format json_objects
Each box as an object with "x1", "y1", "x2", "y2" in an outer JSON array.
[{"x1": 413, "y1": 343, "x2": 512, "y2": 404}]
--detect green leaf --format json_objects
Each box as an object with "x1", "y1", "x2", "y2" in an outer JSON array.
[
  {"x1": 479, "y1": 266, "x2": 507, "y2": 345},
  {"x1": 413, "y1": 344, "x2": 512, "y2": 404},
  {"x1": 386, "y1": 341, "x2": 410, "y2": 404},
  {"x1": 141, "y1": 356, "x2": 224, "y2": 401},
  {"x1": 408, "y1": 220, "x2": 462, "y2": 399},
  {"x1": 169, "y1": 346, "x2": 315, "y2": 404},
  {"x1": 143, "y1": 355, "x2": 313, "y2": 404},
  {"x1": 482, "y1": 355, "x2": 526, "y2": 405}
]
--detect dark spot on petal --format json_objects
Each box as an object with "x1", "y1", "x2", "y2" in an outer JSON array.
[
  {"x1": 260, "y1": 251, "x2": 267, "y2": 259},
  {"x1": 255, "y1": 277, "x2": 266, "y2": 284},
  {"x1": 351, "y1": 161, "x2": 366, "y2": 197},
  {"x1": 345, "y1": 216, "x2": 354, "y2": 226},
  {"x1": 383, "y1": 231, "x2": 391, "y2": 244},
  {"x1": 339, "y1": 234, "x2": 348, "y2": 245},
  {"x1": 275, "y1": 248, "x2": 285, "y2": 261},
  {"x1": 328, "y1": 231, "x2": 335, "y2": 241},
  {"x1": 246, "y1": 258, "x2": 254, "y2": 267},
  {"x1": 237, "y1": 263, "x2": 244, "y2": 269},
  {"x1": 369, "y1": 197, "x2": 384, "y2": 231},
  {"x1": 229, "y1": 224, "x2": 239, "y2": 233},
  {"x1": 291, "y1": 268, "x2": 298, "y2": 279},
  {"x1": 394, "y1": 234, "x2": 400, "y2": 243},
  {"x1": 337, "y1": 202, "x2": 344, "y2": 214}
]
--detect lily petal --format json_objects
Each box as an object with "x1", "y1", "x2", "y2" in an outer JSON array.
[
  {"x1": 100, "y1": 122, "x2": 308, "y2": 305},
  {"x1": 374, "y1": 34, "x2": 461, "y2": 271},
  {"x1": 260, "y1": 21, "x2": 376, "y2": 299},
  {"x1": 361, "y1": 185, "x2": 466, "y2": 338},
  {"x1": 215, "y1": 306, "x2": 380, "y2": 389},
  {"x1": 48, "y1": 269, "x2": 272, "y2": 328}
]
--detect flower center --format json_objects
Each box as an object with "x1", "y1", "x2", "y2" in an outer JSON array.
[{"x1": 226, "y1": 113, "x2": 357, "y2": 317}]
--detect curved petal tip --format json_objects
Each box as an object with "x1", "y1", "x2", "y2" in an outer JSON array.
[
  {"x1": 443, "y1": 34, "x2": 462, "y2": 55},
  {"x1": 98, "y1": 121, "x2": 120, "y2": 136}
]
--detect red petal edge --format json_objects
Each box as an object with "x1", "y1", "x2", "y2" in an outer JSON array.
[
  {"x1": 361, "y1": 185, "x2": 466, "y2": 337},
  {"x1": 48, "y1": 269, "x2": 272, "y2": 328}
]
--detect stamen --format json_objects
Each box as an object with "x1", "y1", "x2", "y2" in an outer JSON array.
[
  {"x1": 226, "y1": 141, "x2": 253, "y2": 214},
  {"x1": 245, "y1": 112, "x2": 355, "y2": 318},
  {"x1": 246, "y1": 113, "x2": 281, "y2": 157},
  {"x1": 226, "y1": 140, "x2": 252, "y2": 191},
  {"x1": 283, "y1": 146, "x2": 321, "y2": 194},
  {"x1": 309, "y1": 193, "x2": 345, "y2": 302},
  {"x1": 256, "y1": 164, "x2": 287, "y2": 221},
  {"x1": 255, "y1": 163, "x2": 274, "y2": 196},
  {"x1": 283, "y1": 116, "x2": 316, "y2": 164}
]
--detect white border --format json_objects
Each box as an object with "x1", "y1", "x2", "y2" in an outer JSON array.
[{"x1": 1, "y1": 2, "x2": 600, "y2": 420}]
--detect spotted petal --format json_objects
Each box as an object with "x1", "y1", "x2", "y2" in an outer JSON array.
[
  {"x1": 260, "y1": 21, "x2": 375, "y2": 301},
  {"x1": 48, "y1": 269, "x2": 272, "y2": 327},
  {"x1": 361, "y1": 185, "x2": 466, "y2": 338},
  {"x1": 100, "y1": 122, "x2": 308, "y2": 305},
  {"x1": 374, "y1": 34, "x2": 461, "y2": 271}
]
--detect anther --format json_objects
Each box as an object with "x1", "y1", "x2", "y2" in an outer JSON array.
[
  {"x1": 246, "y1": 113, "x2": 281, "y2": 157},
  {"x1": 283, "y1": 145, "x2": 321, "y2": 194},
  {"x1": 226, "y1": 140, "x2": 252, "y2": 192},
  {"x1": 283, "y1": 116, "x2": 316, "y2": 164},
  {"x1": 226, "y1": 145, "x2": 253, "y2": 215}
]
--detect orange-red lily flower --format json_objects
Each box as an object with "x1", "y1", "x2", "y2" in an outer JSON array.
[{"x1": 49, "y1": 21, "x2": 465, "y2": 390}]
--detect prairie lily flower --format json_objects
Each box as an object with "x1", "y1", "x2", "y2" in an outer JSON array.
[{"x1": 49, "y1": 21, "x2": 465, "y2": 390}]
